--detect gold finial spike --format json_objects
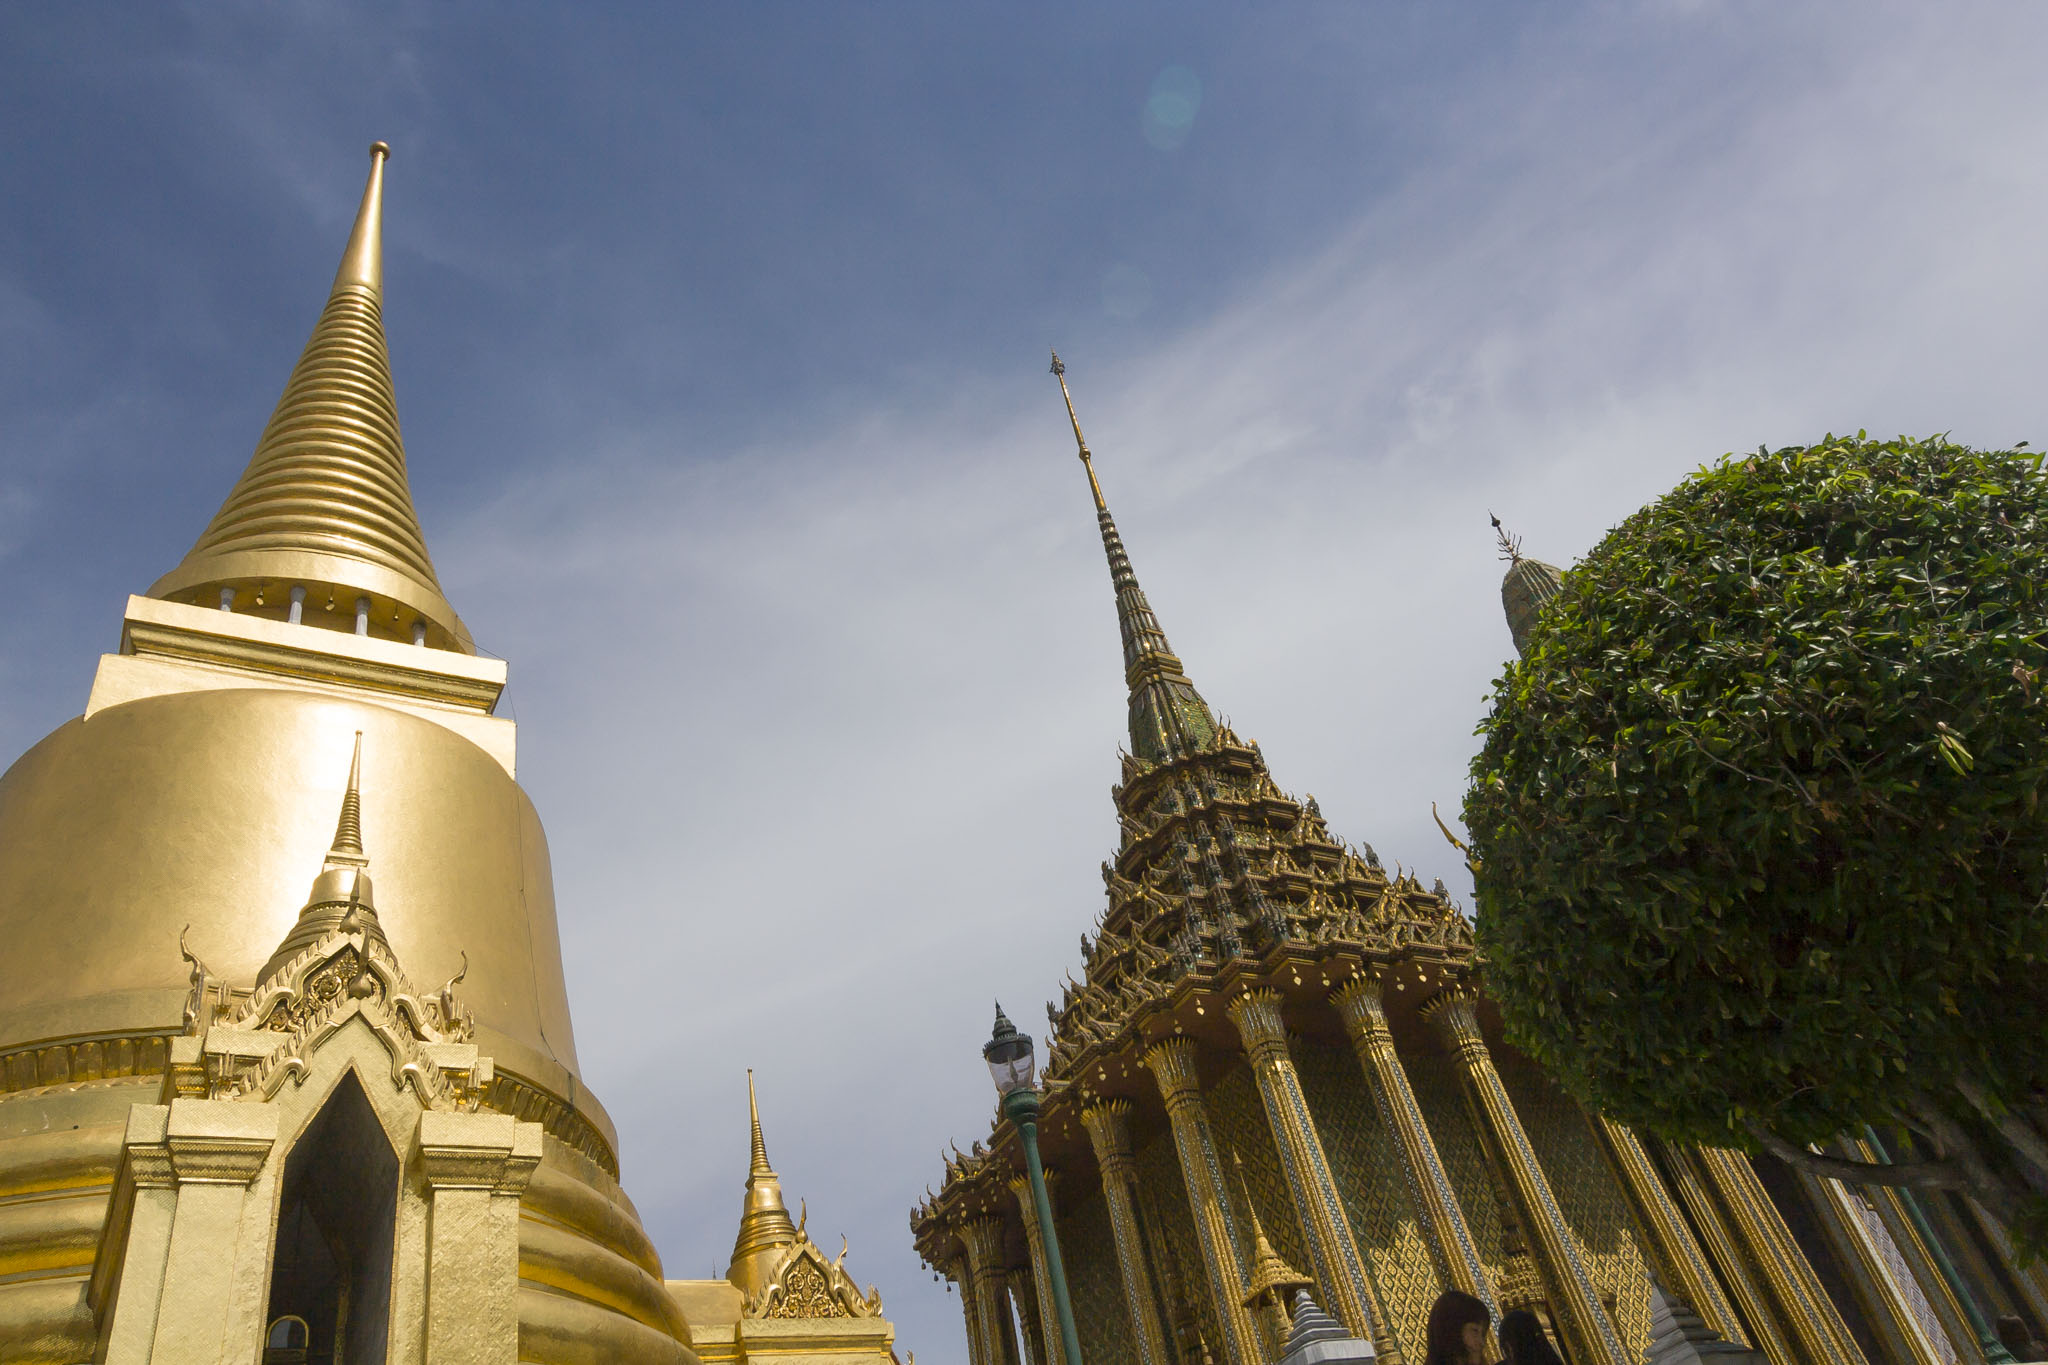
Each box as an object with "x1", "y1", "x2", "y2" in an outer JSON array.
[
  {"x1": 334, "y1": 141, "x2": 391, "y2": 296},
  {"x1": 748, "y1": 1068, "x2": 774, "y2": 1177},
  {"x1": 1051, "y1": 349, "x2": 1108, "y2": 513},
  {"x1": 328, "y1": 732, "x2": 367, "y2": 864}
]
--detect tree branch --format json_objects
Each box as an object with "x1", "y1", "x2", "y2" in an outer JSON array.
[
  {"x1": 1743, "y1": 1121, "x2": 1966, "y2": 1191},
  {"x1": 1955, "y1": 1076, "x2": 2048, "y2": 1195},
  {"x1": 1902, "y1": 1092, "x2": 2025, "y2": 1215}
]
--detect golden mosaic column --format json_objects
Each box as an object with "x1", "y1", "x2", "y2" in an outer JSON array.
[
  {"x1": 1332, "y1": 975, "x2": 1495, "y2": 1307},
  {"x1": 1693, "y1": 1145, "x2": 1867, "y2": 1364},
  {"x1": 1585, "y1": 1112, "x2": 1744, "y2": 1343},
  {"x1": 1010, "y1": 1170, "x2": 1069, "y2": 1365},
  {"x1": 1081, "y1": 1099, "x2": 1175, "y2": 1365},
  {"x1": 993, "y1": 1278, "x2": 1026, "y2": 1365},
  {"x1": 950, "y1": 1258, "x2": 990, "y2": 1365},
  {"x1": 1796, "y1": 1170, "x2": 1949, "y2": 1365},
  {"x1": 962, "y1": 1215, "x2": 1014, "y2": 1365},
  {"x1": 1661, "y1": 1144, "x2": 1803, "y2": 1364},
  {"x1": 1425, "y1": 992, "x2": 1630, "y2": 1365},
  {"x1": 1144, "y1": 1036, "x2": 1264, "y2": 1365},
  {"x1": 1011, "y1": 1265, "x2": 1049, "y2": 1365},
  {"x1": 1226, "y1": 989, "x2": 1396, "y2": 1354}
]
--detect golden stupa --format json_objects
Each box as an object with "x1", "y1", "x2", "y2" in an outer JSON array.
[{"x1": 0, "y1": 145, "x2": 900, "y2": 1365}]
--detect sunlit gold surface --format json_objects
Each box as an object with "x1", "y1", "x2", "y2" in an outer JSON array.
[
  {"x1": 148, "y1": 143, "x2": 471, "y2": 652},
  {"x1": 0, "y1": 686, "x2": 580, "y2": 1086},
  {"x1": 0, "y1": 142, "x2": 753, "y2": 1365}
]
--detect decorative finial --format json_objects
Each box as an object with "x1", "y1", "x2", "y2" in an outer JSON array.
[
  {"x1": 748, "y1": 1068, "x2": 774, "y2": 1177},
  {"x1": 333, "y1": 141, "x2": 390, "y2": 296},
  {"x1": 1049, "y1": 349, "x2": 1108, "y2": 512},
  {"x1": 1491, "y1": 511, "x2": 1523, "y2": 564}
]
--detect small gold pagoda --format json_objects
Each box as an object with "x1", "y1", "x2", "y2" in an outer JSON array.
[
  {"x1": 0, "y1": 145, "x2": 901, "y2": 1365},
  {"x1": 908, "y1": 358, "x2": 2048, "y2": 1365}
]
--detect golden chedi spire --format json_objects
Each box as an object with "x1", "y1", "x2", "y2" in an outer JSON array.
[
  {"x1": 729, "y1": 1069, "x2": 801, "y2": 1298},
  {"x1": 259, "y1": 731, "x2": 392, "y2": 981},
  {"x1": 148, "y1": 142, "x2": 474, "y2": 653},
  {"x1": 1050, "y1": 350, "x2": 1217, "y2": 764}
]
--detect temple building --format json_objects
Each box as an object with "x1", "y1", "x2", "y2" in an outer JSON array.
[
  {"x1": 907, "y1": 363, "x2": 2048, "y2": 1365},
  {"x1": 0, "y1": 145, "x2": 900, "y2": 1365}
]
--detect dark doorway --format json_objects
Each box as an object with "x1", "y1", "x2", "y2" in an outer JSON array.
[{"x1": 264, "y1": 1070, "x2": 398, "y2": 1365}]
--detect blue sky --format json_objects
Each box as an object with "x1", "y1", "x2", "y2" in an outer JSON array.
[{"x1": 6, "y1": 3, "x2": 2048, "y2": 1356}]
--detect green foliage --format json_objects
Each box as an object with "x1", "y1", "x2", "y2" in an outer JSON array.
[{"x1": 1465, "y1": 435, "x2": 2048, "y2": 1154}]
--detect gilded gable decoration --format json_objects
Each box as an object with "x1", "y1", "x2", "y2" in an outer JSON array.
[{"x1": 745, "y1": 1234, "x2": 885, "y2": 1321}]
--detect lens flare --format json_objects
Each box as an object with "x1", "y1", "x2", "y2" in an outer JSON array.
[{"x1": 1141, "y1": 66, "x2": 1202, "y2": 151}]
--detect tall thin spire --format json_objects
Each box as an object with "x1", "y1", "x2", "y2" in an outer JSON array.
[
  {"x1": 748, "y1": 1067, "x2": 773, "y2": 1177},
  {"x1": 729, "y1": 1069, "x2": 800, "y2": 1297},
  {"x1": 328, "y1": 731, "x2": 367, "y2": 866},
  {"x1": 149, "y1": 142, "x2": 474, "y2": 653},
  {"x1": 1051, "y1": 350, "x2": 1217, "y2": 764}
]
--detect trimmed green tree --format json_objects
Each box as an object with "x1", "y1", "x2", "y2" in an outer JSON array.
[{"x1": 1465, "y1": 434, "x2": 2048, "y2": 1241}]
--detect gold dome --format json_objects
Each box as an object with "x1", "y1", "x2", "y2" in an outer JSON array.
[{"x1": 0, "y1": 685, "x2": 583, "y2": 1097}]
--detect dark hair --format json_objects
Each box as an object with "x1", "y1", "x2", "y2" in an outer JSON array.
[
  {"x1": 1425, "y1": 1290, "x2": 1491, "y2": 1365},
  {"x1": 1499, "y1": 1309, "x2": 1566, "y2": 1365}
]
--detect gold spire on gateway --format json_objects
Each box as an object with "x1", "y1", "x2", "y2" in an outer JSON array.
[{"x1": 149, "y1": 142, "x2": 474, "y2": 652}]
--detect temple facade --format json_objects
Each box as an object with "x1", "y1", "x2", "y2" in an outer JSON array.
[
  {"x1": 0, "y1": 146, "x2": 900, "y2": 1365},
  {"x1": 907, "y1": 363, "x2": 2048, "y2": 1365}
]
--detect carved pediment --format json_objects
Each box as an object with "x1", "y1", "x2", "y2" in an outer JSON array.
[
  {"x1": 188, "y1": 925, "x2": 487, "y2": 1112},
  {"x1": 742, "y1": 1235, "x2": 882, "y2": 1321}
]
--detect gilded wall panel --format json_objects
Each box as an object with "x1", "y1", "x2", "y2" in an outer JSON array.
[
  {"x1": 1404, "y1": 1055, "x2": 1511, "y2": 1287},
  {"x1": 1205, "y1": 1066, "x2": 1314, "y2": 1271},
  {"x1": 1057, "y1": 1184, "x2": 1140, "y2": 1365},
  {"x1": 1296, "y1": 1038, "x2": 1440, "y2": 1362},
  {"x1": 1134, "y1": 1118, "x2": 1228, "y2": 1359},
  {"x1": 1494, "y1": 1050, "x2": 1654, "y2": 1357}
]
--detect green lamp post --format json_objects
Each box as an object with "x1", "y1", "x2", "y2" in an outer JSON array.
[{"x1": 985, "y1": 1003, "x2": 1085, "y2": 1365}]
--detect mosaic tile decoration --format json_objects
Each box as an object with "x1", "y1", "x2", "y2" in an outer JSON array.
[
  {"x1": 1494, "y1": 1047, "x2": 1655, "y2": 1357},
  {"x1": 1296, "y1": 1039, "x2": 1442, "y2": 1362},
  {"x1": 1056, "y1": 1180, "x2": 1141, "y2": 1365}
]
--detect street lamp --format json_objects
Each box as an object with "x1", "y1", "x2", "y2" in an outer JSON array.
[{"x1": 984, "y1": 1003, "x2": 1085, "y2": 1365}]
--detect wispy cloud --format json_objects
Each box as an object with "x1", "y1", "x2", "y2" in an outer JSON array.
[
  {"x1": 423, "y1": 5, "x2": 2048, "y2": 1349},
  {"x1": 4, "y1": 2, "x2": 2045, "y2": 1355}
]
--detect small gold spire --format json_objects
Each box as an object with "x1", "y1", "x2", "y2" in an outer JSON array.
[
  {"x1": 729, "y1": 1069, "x2": 800, "y2": 1297},
  {"x1": 1051, "y1": 349, "x2": 1108, "y2": 514},
  {"x1": 748, "y1": 1067, "x2": 773, "y2": 1178},
  {"x1": 328, "y1": 731, "x2": 366, "y2": 865},
  {"x1": 1233, "y1": 1151, "x2": 1313, "y2": 1313},
  {"x1": 255, "y1": 733, "x2": 383, "y2": 983}
]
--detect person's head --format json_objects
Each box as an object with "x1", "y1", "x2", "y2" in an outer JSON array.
[
  {"x1": 1499, "y1": 1309, "x2": 1565, "y2": 1365},
  {"x1": 1426, "y1": 1290, "x2": 1492, "y2": 1365}
]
